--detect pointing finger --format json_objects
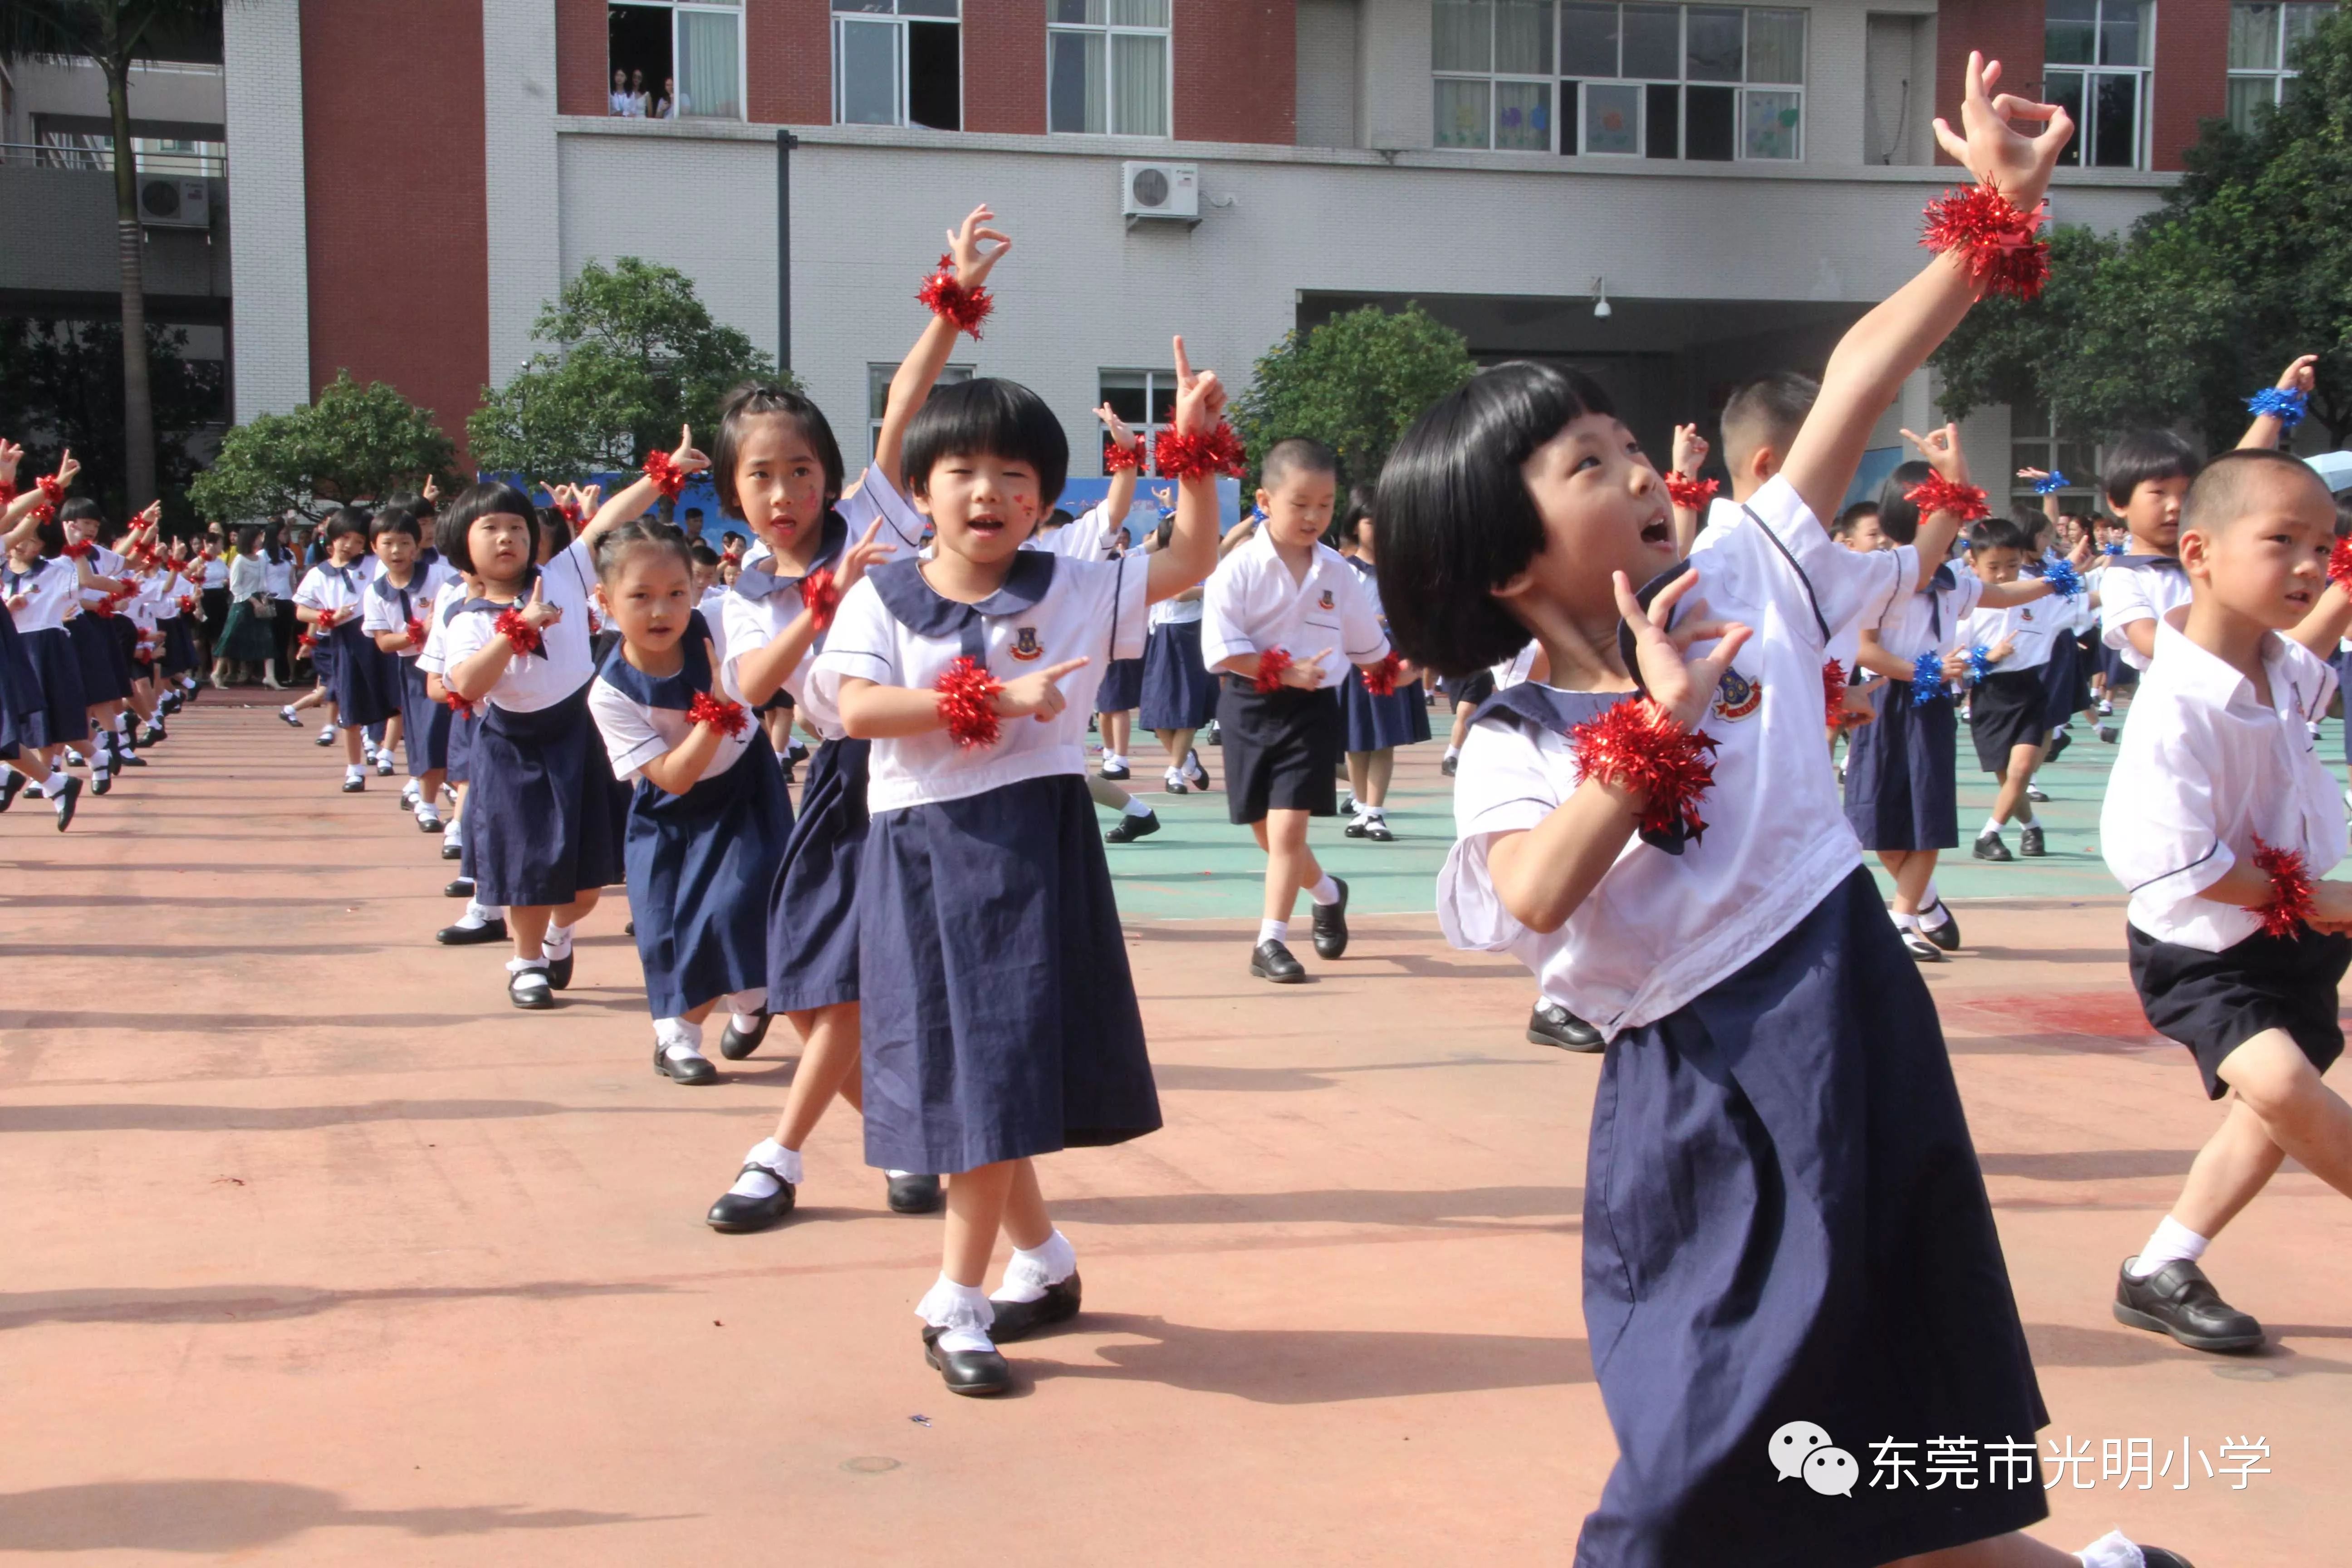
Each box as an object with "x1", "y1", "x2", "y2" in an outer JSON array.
[
  {"x1": 1039, "y1": 657, "x2": 1091, "y2": 682},
  {"x1": 1172, "y1": 335, "x2": 1193, "y2": 385}
]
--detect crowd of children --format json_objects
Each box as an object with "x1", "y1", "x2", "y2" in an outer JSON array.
[{"x1": 23, "y1": 49, "x2": 2352, "y2": 1567}]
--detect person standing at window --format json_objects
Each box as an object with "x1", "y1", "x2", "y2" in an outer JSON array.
[
  {"x1": 629, "y1": 68, "x2": 652, "y2": 117},
  {"x1": 610, "y1": 68, "x2": 635, "y2": 116}
]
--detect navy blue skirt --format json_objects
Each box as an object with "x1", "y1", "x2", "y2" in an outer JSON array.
[
  {"x1": 628, "y1": 731, "x2": 795, "y2": 1018},
  {"x1": 67, "y1": 615, "x2": 124, "y2": 705},
  {"x1": 108, "y1": 614, "x2": 138, "y2": 690},
  {"x1": 467, "y1": 683, "x2": 627, "y2": 908},
  {"x1": 858, "y1": 772, "x2": 1160, "y2": 1174},
  {"x1": 445, "y1": 701, "x2": 481, "y2": 786},
  {"x1": 1842, "y1": 679, "x2": 1957, "y2": 852},
  {"x1": 161, "y1": 617, "x2": 197, "y2": 676},
  {"x1": 325, "y1": 621, "x2": 394, "y2": 726},
  {"x1": 2038, "y1": 633, "x2": 2088, "y2": 727},
  {"x1": 10, "y1": 627, "x2": 88, "y2": 748},
  {"x1": 1340, "y1": 668, "x2": 1431, "y2": 752},
  {"x1": 1095, "y1": 655, "x2": 1144, "y2": 713},
  {"x1": 1577, "y1": 867, "x2": 2047, "y2": 1568},
  {"x1": 767, "y1": 736, "x2": 871, "y2": 1015},
  {"x1": 1137, "y1": 619, "x2": 1216, "y2": 730},
  {"x1": 392, "y1": 658, "x2": 452, "y2": 774},
  {"x1": 0, "y1": 615, "x2": 39, "y2": 756}
]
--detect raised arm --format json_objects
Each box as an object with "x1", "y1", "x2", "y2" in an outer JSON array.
[
  {"x1": 585, "y1": 430, "x2": 707, "y2": 542},
  {"x1": 2238, "y1": 355, "x2": 2317, "y2": 452},
  {"x1": 874, "y1": 206, "x2": 1011, "y2": 489},
  {"x1": 1144, "y1": 337, "x2": 1225, "y2": 606}
]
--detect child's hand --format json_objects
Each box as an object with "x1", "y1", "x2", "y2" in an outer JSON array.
[
  {"x1": 1170, "y1": 336, "x2": 1225, "y2": 436},
  {"x1": 519, "y1": 577, "x2": 562, "y2": 632},
  {"x1": 1282, "y1": 649, "x2": 1333, "y2": 690},
  {"x1": 5, "y1": 594, "x2": 28, "y2": 614},
  {"x1": 1940, "y1": 649, "x2": 1972, "y2": 681},
  {"x1": 1614, "y1": 570, "x2": 1750, "y2": 732},
  {"x1": 52, "y1": 450, "x2": 78, "y2": 491},
  {"x1": 2307, "y1": 881, "x2": 2352, "y2": 931},
  {"x1": 1901, "y1": 423, "x2": 1970, "y2": 484},
  {"x1": 994, "y1": 657, "x2": 1088, "y2": 721},
  {"x1": 1931, "y1": 50, "x2": 2072, "y2": 211},
  {"x1": 668, "y1": 426, "x2": 710, "y2": 478},
  {"x1": 2015, "y1": 466, "x2": 2050, "y2": 483},
  {"x1": 137, "y1": 501, "x2": 163, "y2": 533},
  {"x1": 1095, "y1": 402, "x2": 1142, "y2": 455},
  {"x1": 837, "y1": 516, "x2": 895, "y2": 591},
  {"x1": 0, "y1": 439, "x2": 20, "y2": 482},
  {"x1": 949, "y1": 204, "x2": 1011, "y2": 289},
  {"x1": 2271, "y1": 353, "x2": 2319, "y2": 398},
  {"x1": 1671, "y1": 423, "x2": 1709, "y2": 478},
  {"x1": 1989, "y1": 635, "x2": 2015, "y2": 663},
  {"x1": 422, "y1": 472, "x2": 441, "y2": 504}
]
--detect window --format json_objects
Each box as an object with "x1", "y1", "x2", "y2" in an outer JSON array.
[
  {"x1": 2009, "y1": 402, "x2": 2101, "y2": 510},
  {"x1": 1049, "y1": 0, "x2": 1171, "y2": 137},
  {"x1": 1099, "y1": 370, "x2": 1178, "y2": 472},
  {"x1": 1437, "y1": 4, "x2": 1803, "y2": 158},
  {"x1": 2043, "y1": 1, "x2": 2151, "y2": 168},
  {"x1": 609, "y1": 1, "x2": 743, "y2": 120},
  {"x1": 834, "y1": 0, "x2": 961, "y2": 131},
  {"x1": 869, "y1": 362, "x2": 974, "y2": 464},
  {"x1": 2227, "y1": 2, "x2": 2335, "y2": 131}
]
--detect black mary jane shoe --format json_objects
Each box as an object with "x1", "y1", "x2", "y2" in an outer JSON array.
[
  {"x1": 440, "y1": 839, "x2": 463, "y2": 861},
  {"x1": 1250, "y1": 939, "x2": 1306, "y2": 984},
  {"x1": 887, "y1": 1172, "x2": 944, "y2": 1214},
  {"x1": 444, "y1": 877, "x2": 475, "y2": 899},
  {"x1": 1103, "y1": 809, "x2": 1160, "y2": 844},
  {"x1": 1363, "y1": 819, "x2": 1395, "y2": 843},
  {"x1": 117, "y1": 750, "x2": 147, "y2": 767},
  {"x1": 1919, "y1": 905, "x2": 1962, "y2": 951},
  {"x1": 544, "y1": 951, "x2": 575, "y2": 990},
  {"x1": 1527, "y1": 1001, "x2": 1604, "y2": 1054},
  {"x1": 436, "y1": 916, "x2": 508, "y2": 946},
  {"x1": 1343, "y1": 816, "x2": 1368, "y2": 838},
  {"x1": 922, "y1": 1327, "x2": 1010, "y2": 1397},
  {"x1": 1311, "y1": 876, "x2": 1350, "y2": 960},
  {"x1": 987, "y1": 1274, "x2": 1082, "y2": 1343},
  {"x1": 340, "y1": 775, "x2": 366, "y2": 794},
  {"x1": 653, "y1": 1042, "x2": 717, "y2": 1085},
  {"x1": 53, "y1": 774, "x2": 82, "y2": 831},
  {"x1": 313, "y1": 729, "x2": 335, "y2": 747},
  {"x1": 2112, "y1": 1259, "x2": 2264, "y2": 1353},
  {"x1": 0, "y1": 770, "x2": 23, "y2": 812},
  {"x1": 91, "y1": 771, "x2": 113, "y2": 796},
  {"x1": 706, "y1": 1168, "x2": 795, "y2": 1232},
  {"x1": 624, "y1": 920, "x2": 636, "y2": 936},
  {"x1": 2138, "y1": 1548, "x2": 2198, "y2": 1568},
  {"x1": 718, "y1": 1011, "x2": 772, "y2": 1060},
  {"x1": 508, "y1": 966, "x2": 554, "y2": 1009}
]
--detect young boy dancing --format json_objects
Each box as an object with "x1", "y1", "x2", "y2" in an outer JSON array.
[{"x1": 2102, "y1": 447, "x2": 2352, "y2": 1354}]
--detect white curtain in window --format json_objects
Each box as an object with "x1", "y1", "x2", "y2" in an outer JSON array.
[
  {"x1": 1431, "y1": 0, "x2": 1493, "y2": 73},
  {"x1": 678, "y1": 8, "x2": 742, "y2": 118},
  {"x1": 1494, "y1": 0, "x2": 1552, "y2": 73},
  {"x1": 1112, "y1": 31, "x2": 1168, "y2": 135},
  {"x1": 1111, "y1": 0, "x2": 1169, "y2": 26},
  {"x1": 1746, "y1": 9, "x2": 1805, "y2": 83}
]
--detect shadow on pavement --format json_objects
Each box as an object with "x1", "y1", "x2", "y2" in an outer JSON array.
[{"x1": 0, "y1": 1480, "x2": 673, "y2": 1552}]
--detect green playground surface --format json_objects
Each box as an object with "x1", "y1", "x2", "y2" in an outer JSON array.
[{"x1": 1095, "y1": 700, "x2": 2352, "y2": 921}]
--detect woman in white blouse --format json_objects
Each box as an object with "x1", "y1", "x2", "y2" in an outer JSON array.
[{"x1": 211, "y1": 527, "x2": 280, "y2": 688}]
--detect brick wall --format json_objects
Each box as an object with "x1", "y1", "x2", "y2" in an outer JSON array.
[
  {"x1": 1931, "y1": 0, "x2": 2042, "y2": 166},
  {"x1": 748, "y1": 0, "x2": 830, "y2": 125},
  {"x1": 300, "y1": 0, "x2": 490, "y2": 451},
  {"x1": 2149, "y1": 0, "x2": 2228, "y2": 172},
  {"x1": 965, "y1": 0, "x2": 1046, "y2": 134},
  {"x1": 1176, "y1": 0, "x2": 1293, "y2": 144},
  {"x1": 557, "y1": 0, "x2": 606, "y2": 116}
]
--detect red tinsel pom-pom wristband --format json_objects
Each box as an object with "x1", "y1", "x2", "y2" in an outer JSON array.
[
  {"x1": 36, "y1": 474, "x2": 65, "y2": 506},
  {"x1": 405, "y1": 617, "x2": 428, "y2": 647},
  {"x1": 1154, "y1": 423, "x2": 1247, "y2": 481},
  {"x1": 1567, "y1": 697, "x2": 1722, "y2": 843},
  {"x1": 295, "y1": 631, "x2": 315, "y2": 652},
  {"x1": 799, "y1": 566, "x2": 841, "y2": 632},
  {"x1": 1921, "y1": 182, "x2": 2051, "y2": 302},
  {"x1": 494, "y1": 608, "x2": 544, "y2": 657},
  {"x1": 1102, "y1": 440, "x2": 1147, "y2": 474},
  {"x1": 2252, "y1": 838, "x2": 2317, "y2": 939},
  {"x1": 1903, "y1": 473, "x2": 1992, "y2": 523},
  {"x1": 687, "y1": 691, "x2": 749, "y2": 737},
  {"x1": 1663, "y1": 474, "x2": 1719, "y2": 511},
  {"x1": 0, "y1": 480, "x2": 15, "y2": 505},
  {"x1": 916, "y1": 256, "x2": 995, "y2": 339},
  {"x1": 1361, "y1": 651, "x2": 1404, "y2": 698},
  {"x1": 2329, "y1": 538, "x2": 2352, "y2": 595},
  {"x1": 1253, "y1": 647, "x2": 1294, "y2": 694},
  {"x1": 1821, "y1": 659, "x2": 1850, "y2": 726},
  {"x1": 935, "y1": 655, "x2": 1004, "y2": 749},
  {"x1": 442, "y1": 692, "x2": 477, "y2": 719},
  {"x1": 642, "y1": 451, "x2": 686, "y2": 500},
  {"x1": 62, "y1": 539, "x2": 92, "y2": 559}
]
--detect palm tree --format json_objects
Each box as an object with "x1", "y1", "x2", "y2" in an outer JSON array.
[{"x1": 1, "y1": 0, "x2": 222, "y2": 508}]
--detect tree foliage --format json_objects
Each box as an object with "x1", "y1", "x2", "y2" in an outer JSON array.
[
  {"x1": 1934, "y1": 7, "x2": 2352, "y2": 447},
  {"x1": 467, "y1": 258, "x2": 782, "y2": 481},
  {"x1": 1233, "y1": 304, "x2": 1479, "y2": 491},
  {"x1": 187, "y1": 371, "x2": 456, "y2": 523},
  {"x1": 0, "y1": 316, "x2": 224, "y2": 525}
]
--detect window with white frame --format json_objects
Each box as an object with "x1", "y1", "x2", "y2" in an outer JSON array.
[
  {"x1": 1098, "y1": 369, "x2": 1177, "y2": 473},
  {"x1": 609, "y1": 1, "x2": 743, "y2": 121},
  {"x1": 1049, "y1": 0, "x2": 1172, "y2": 136},
  {"x1": 2043, "y1": 0, "x2": 2151, "y2": 168},
  {"x1": 834, "y1": 0, "x2": 961, "y2": 130},
  {"x1": 869, "y1": 362, "x2": 975, "y2": 465},
  {"x1": 2227, "y1": 2, "x2": 2335, "y2": 131},
  {"x1": 2009, "y1": 402, "x2": 2101, "y2": 511},
  {"x1": 1434, "y1": 3, "x2": 1804, "y2": 158}
]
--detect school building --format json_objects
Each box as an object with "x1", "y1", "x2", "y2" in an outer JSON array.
[{"x1": 14, "y1": 1, "x2": 2325, "y2": 510}]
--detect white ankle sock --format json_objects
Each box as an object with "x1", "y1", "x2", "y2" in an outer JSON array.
[
  {"x1": 2127, "y1": 1216, "x2": 2209, "y2": 1279},
  {"x1": 1122, "y1": 798, "x2": 1152, "y2": 818},
  {"x1": 2076, "y1": 1529, "x2": 2147, "y2": 1568},
  {"x1": 991, "y1": 1229, "x2": 1078, "y2": 1303},
  {"x1": 39, "y1": 774, "x2": 65, "y2": 798},
  {"x1": 1257, "y1": 918, "x2": 1288, "y2": 946},
  {"x1": 345, "y1": 764, "x2": 364, "y2": 781},
  {"x1": 727, "y1": 1137, "x2": 801, "y2": 1198},
  {"x1": 544, "y1": 921, "x2": 576, "y2": 960},
  {"x1": 1308, "y1": 874, "x2": 1341, "y2": 905},
  {"x1": 1443, "y1": 744, "x2": 1460, "y2": 761},
  {"x1": 916, "y1": 1274, "x2": 996, "y2": 1353},
  {"x1": 1891, "y1": 910, "x2": 1920, "y2": 931},
  {"x1": 1982, "y1": 816, "x2": 2004, "y2": 838}
]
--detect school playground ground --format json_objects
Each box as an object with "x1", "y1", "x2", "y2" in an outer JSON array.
[{"x1": 1, "y1": 693, "x2": 2347, "y2": 1565}]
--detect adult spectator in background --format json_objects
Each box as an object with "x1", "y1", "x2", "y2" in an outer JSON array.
[
  {"x1": 657, "y1": 76, "x2": 684, "y2": 119},
  {"x1": 199, "y1": 526, "x2": 231, "y2": 667},
  {"x1": 213, "y1": 527, "x2": 280, "y2": 689},
  {"x1": 629, "y1": 69, "x2": 652, "y2": 117},
  {"x1": 610, "y1": 68, "x2": 637, "y2": 116},
  {"x1": 261, "y1": 523, "x2": 299, "y2": 684}
]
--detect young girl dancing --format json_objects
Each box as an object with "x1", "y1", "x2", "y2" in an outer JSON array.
[
  {"x1": 0, "y1": 447, "x2": 88, "y2": 828},
  {"x1": 363, "y1": 507, "x2": 459, "y2": 831},
  {"x1": 810, "y1": 334, "x2": 1224, "y2": 1396},
  {"x1": 1335, "y1": 485, "x2": 1428, "y2": 841},
  {"x1": 292, "y1": 508, "x2": 392, "y2": 793},
  {"x1": 1385, "y1": 54, "x2": 2190, "y2": 1568}
]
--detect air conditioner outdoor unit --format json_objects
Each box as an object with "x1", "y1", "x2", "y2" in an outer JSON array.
[
  {"x1": 139, "y1": 175, "x2": 209, "y2": 229},
  {"x1": 1122, "y1": 161, "x2": 1200, "y2": 227}
]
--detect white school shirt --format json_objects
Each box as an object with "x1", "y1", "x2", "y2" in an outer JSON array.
[
  {"x1": 126, "y1": 570, "x2": 166, "y2": 632},
  {"x1": 1200, "y1": 530, "x2": 1389, "y2": 690},
  {"x1": 5, "y1": 557, "x2": 77, "y2": 632},
  {"x1": 1028, "y1": 500, "x2": 1122, "y2": 561},
  {"x1": 260, "y1": 554, "x2": 295, "y2": 600},
  {"x1": 1959, "y1": 596, "x2": 2058, "y2": 675},
  {"x1": 361, "y1": 561, "x2": 459, "y2": 657},
  {"x1": 1492, "y1": 642, "x2": 1540, "y2": 691},
  {"x1": 74, "y1": 544, "x2": 126, "y2": 609},
  {"x1": 414, "y1": 588, "x2": 468, "y2": 680},
  {"x1": 1150, "y1": 592, "x2": 1204, "y2": 628},
  {"x1": 837, "y1": 464, "x2": 929, "y2": 553},
  {"x1": 2100, "y1": 618, "x2": 2345, "y2": 951},
  {"x1": 293, "y1": 560, "x2": 371, "y2": 626},
  {"x1": 1862, "y1": 560, "x2": 1983, "y2": 664},
  {"x1": 2098, "y1": 555, "x2": 2191, "y2": 671},
  {"x1": 722, "y1": 517, "x2": 856, "y2": 739},
  {"x1": 696, "y1": 586, "x2": 733, "y2": 671},
  {"x1": 1438, "y1": 475, "x2": 1920, "y2": 1041},
  {"x1": 587, "y1": 652, "x2": 755, "y2": 786},
  {"x1": 436, "y1": 539, "x2": 599, "y2": 713},
  {"x1": 811, "y1": 552, "x2": 1151, "y2": 814}
]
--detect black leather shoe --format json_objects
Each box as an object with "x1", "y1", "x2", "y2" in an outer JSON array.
[
  {"x1": 1311, "y1": 877, "x2": 1349, "y2": 959},
  {"x1": 706, "y1": 1169, "x2": 795, "y2": 1232},
  {"x1": 2113, "y1": 1259, "x2": 2263, "y2": 1352},
  {"x1": 0, "y1": 770, "x2": 22, "y2": 813},
  {"x1": 544, "y1": 951, "x2": 574, "y2": 990},
  {"x1": 91, "y1": 770, "x2": 112, "y2": 795},
  {"x1": 1099, "y1": 760, "x2": 1129, "y2": 781},
  {"x1": 1919, "y1": 904, "x2": 1962, "y2": 951},
  {"x1": 718, "y1": 1011, "x2": 772, "y2": 1059},
  {"x1": 2020, "y1": 823, "x2": 2046, "y2": 857},
  {"x1": 440, "y1": 839, "x2": 463, "y2": 861},
  {"x1": 1441, "y1": 753, "x2": 1458, "y2": 776},
  {"x1": 1250, "y1": 939, "x2": 1306, "y2": 982},
  {"x1": 2138, "y1": 1548, "x2": 2198, "y2": 1568},
  {"x1": 2045, "y1": 728, "x2": 2071, "y2": 762},
  {"x1": 1899, "y1": 927, "x2": 1945, "y2": 961},
  {"x1": 118, "y1": 750, "x2": 147, "y2": 767},
  {"x1": 52, "y1": 774, "x2": 81, "y2": 831},
  {"x1": 988, "y1": 1274, "x2": 1082, "y2": 1342},
  {"x1": 444, "y1": 877, "x2": 474, "y2": 899},
  {"x1": 1364, "y1": 819, "x2": 1395, "y2": 842},
  {"x1": 1528, "y1": 1001, "x2": 1604, "y2": 1053},
  {"x1": 1972, "y1": 832, "x2": 2012, "y2": 862},
  {"x1": 654, "y1": 1042, "x2": 717, "y2": 1084},
  {"x1": 1343, "y1": 817, "x2": 1367, "y2": 838},
  {"x1": 1103, "y1": 809, "x2": 1160, "y2": 843},
  {"x1": 922, "y1": 1326, "x2": 1009, "y2": 1396},
  {"x1": 436, "y1": 916, "x2": 508, "y2": 946},
  {"x1": 341, "y1": 775, "x2": 365, "y2": 793},
  {"x1": 313, "y1": 730, "x2": 334, "y2": 747},
  {"x1": 508, "y1": 966, "x2": 553, "y2": 1009},
  {"x1": 887, "y1": 1172, "x2": 944, "y2": 1214}
]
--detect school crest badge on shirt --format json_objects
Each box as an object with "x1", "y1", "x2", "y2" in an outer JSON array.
[
  {"x1": 1011, "y1": 627, "x2": 1043, "y2": 661},
  {"x1": 1318, "y1": 589, "x2": 1335, "y2": 610},
  {"x1": 1711, "y1": 666, "x2": 1762, "y2": 722}
]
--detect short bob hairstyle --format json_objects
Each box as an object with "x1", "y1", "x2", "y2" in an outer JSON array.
[
  {"x1": 2102, "y1": 429, "x2": 2199, "y2": 510},
  {"x1": 56, "y1": 497, "x2": 107, "y2": 534},
  {"x1": 1873, "y1": 460, "x2": 1936, "y2": 545},
  {"x1": 1966, "y1": 515, "x2": 2031, "y2": 554},
  {"x1": 319, "y1": 505, "x2": 372, "y2": 549},
  {"x1": 368, "y1": 507, "x2": 421, "y2": 542},
  {"x1": 1372, "y1": 361, "x2": 1615, "y2": 678},
  {"x1": 710, "y1": 382, "x2": 846, "y2": 519},
  {"x1": 901, "y1": 377, "x2": 1069, "y2": 510},
  {"x1": 436, "y1": 480, "x2": 539, "y2": 578}
]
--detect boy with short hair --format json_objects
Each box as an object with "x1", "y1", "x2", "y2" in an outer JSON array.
[
  {"x1": 2102, "y1": 448, "x2": 2352, "y2": 1352},
  {"x1": 1202, "y1": 437, "x2": 1398, "y2": 982},
  {"x1": 1958, "y1": 515, "x2": 2061, "y2": 860}
]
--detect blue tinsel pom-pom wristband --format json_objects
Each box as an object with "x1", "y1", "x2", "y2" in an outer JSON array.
[
  {"x1": 2246, "y1": 386, "x2": 2309, "y2": 429},
  {"x1": 1911, "y1": 650, "x2": 1945, "y2": 704},
  {"x1": 2032, "y1": 470, "x2": 2067, "y2": 495},
  {"x1": 2042, "y1": 557, "x2": 2085, "y2": 600},
  {"x1": 1966, "y1": 644, "x2": 1994, "y2": 683}
]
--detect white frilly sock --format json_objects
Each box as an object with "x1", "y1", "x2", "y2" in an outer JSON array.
[
  {"x1": 916, "y1": 1274, "x2": 996, "y2": 1354},
  {"x1": 991, "y1": 1229, "x2": 1077, "y2": 1304},
  {"x1": 2076, "y1": 1529, "x2": 2147, "y2": 1568}
]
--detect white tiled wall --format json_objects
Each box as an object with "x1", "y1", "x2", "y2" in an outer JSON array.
[{"x1": 222, "y1": 0, "x2": 309, "y2": 421}]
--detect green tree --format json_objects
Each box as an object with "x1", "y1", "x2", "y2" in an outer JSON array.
[
  {"x1": 0, "y1": 315, "x2": 226, "y2": 526},
  {"x1": 468, "y1": 258, "x2": 782, "y2": 480},
  {"x1": 1935, "y1": 6, "x2": 2352, "y2": 448},
  {"x1": 188, "y1": 371, "x2": 456, "y2": 523},
  {"x1": 1, "y1": 0, "x2": 224, "y2": 508},
  {"x1": 1233, "y1": 304, "x2": 1478, "y2": 491}
]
